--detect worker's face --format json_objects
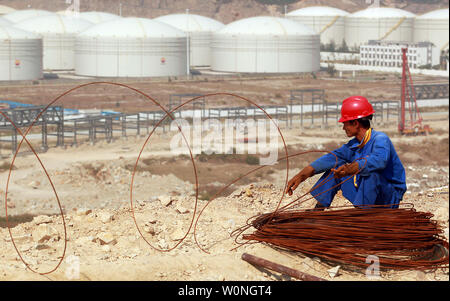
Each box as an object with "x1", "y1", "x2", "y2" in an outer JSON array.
[{"x1": 342, "y1": 120, "x2": 359, "y2": 137}]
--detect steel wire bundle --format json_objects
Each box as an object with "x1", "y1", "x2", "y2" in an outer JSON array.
[{"x1": 239, "y1": 204, "x2": 449, "y2": 271}]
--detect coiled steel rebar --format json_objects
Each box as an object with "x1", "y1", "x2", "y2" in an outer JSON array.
[{"x1": 238, "y1": 203, "x2": 449, "y2": 271}]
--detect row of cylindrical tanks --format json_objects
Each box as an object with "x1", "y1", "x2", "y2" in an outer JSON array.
[{"x1": 0, "y1": 6, "x2": 448, "y2": 80}]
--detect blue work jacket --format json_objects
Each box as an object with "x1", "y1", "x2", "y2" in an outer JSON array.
[{"x1": 310, "y1": 129, "x2": 407, "y2": 199}]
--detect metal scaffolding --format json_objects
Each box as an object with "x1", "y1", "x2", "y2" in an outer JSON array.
[
  {"x1": 1, "y1": 89, "x2": 404, "y2": 156},
  {"x1": 0, "y1": 106, "x2": 64, "y2": 154},
  {"x1": 289, "y1": 89, "x2": 325, "y2": 128},
  {"x1": 414, "y1": 84, "x2": 449, "y2": 100}
]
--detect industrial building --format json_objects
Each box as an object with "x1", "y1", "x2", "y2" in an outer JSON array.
[
  {"x1": 0, "y1": 4, "x2": 15, "y2": 15},
  {"x1": 345, "y1": 7, "x2": 416, "y2": 51},
  {"x1": 77, "y1": 11, "x2": 121, "y2": 24},
  {"x1": 0, "y1": 25, "x2": 43, "y2": 81},
  {"x1": 0, "y1": 17, "x2": 12, "y2": 26},
  {"x1": 154, "y1": 13, "x2": 224, "y2": 67},
  {"x1": 285, "y1": 6, "x2": 349, "y2": 49},
  {"x1": 75, "y1": 17, "x2": 187, "y2": 77},
  {"x1": 414, "y1": 8, "x2": 449, "y2": 52},
  {"x1": 360, "y1": 40, "x2": 440, "y2": 69},
  {"x1": 1, "y1": 5, "x2": 448, "y2": 79},
  {"x1": 211, "y1": 16, "x2": 320, "y2": 73},
  {"x1": 1, "y1": 9, "x2": 55, "y2": 23},
  {"x1": 14, "y1": 15, "x2": 93, "y2": 70}
]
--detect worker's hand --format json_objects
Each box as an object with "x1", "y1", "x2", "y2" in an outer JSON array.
[
  {"x1": 331, "y1": 162, "x2": 359, "y2": 179},
  {"x1": 286, "y1": 165, "x2": 315, "y2": 196}
]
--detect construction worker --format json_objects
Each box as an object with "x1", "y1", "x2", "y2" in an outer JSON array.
[{"x1": 286, "y1": 96, "x2": 406, "y2": 209}]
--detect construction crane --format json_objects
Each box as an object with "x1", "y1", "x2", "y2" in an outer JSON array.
[{"x1": 398, "y1": 48, "x2": 432, "y2": 135}]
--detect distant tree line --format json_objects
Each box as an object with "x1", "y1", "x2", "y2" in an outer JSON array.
[
  {"x1": 418, "y1": 64, "x2": 443, "y2": 70},
  {"x1": 320, "y1": 39, "x2": 357, "y2": 53}
]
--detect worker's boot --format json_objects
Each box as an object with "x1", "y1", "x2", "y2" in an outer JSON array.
[{"x1": 306, "y1": 202, "x2": 326, "y2": 212}]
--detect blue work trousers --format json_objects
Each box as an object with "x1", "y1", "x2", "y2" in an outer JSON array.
[{"x1": 310, "y1": 170, "x2": 401, "y2": 209}]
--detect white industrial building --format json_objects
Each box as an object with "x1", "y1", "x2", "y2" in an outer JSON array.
[
  {"x1": 414, "y1": 9, "x2": 449, "y2": 52},
  {"x1": 2, "y1": 9, "x2": 55, "y2": 23},
  {"x1": 75, "y1": 17, "x2": 187, "y2": 77},
  {"x1": 345, "y1": 7, "x2": 416, "y2": 51},
  {"x1": 0, "y1": 4, "x2": 15, "y2": 15},
  {"x1": 78, "y1": 11, "x2": 121, "y2": 24},
  {"x1": 14, "y1": 15, "x2": 93, "y2": 70},
  {"x1": 360, "y1": 40, "x2": 440, "y2": 69},
  {"x1": 211, "y1": 16, "x2": 320, "y2": 73},
  {"x1": 285, "y1": 6, "x2": 349, "y2": 48},
  {"x1": 154, "y1": 13, "x2": 224, "y2": 67},
  {"x1": 0, "y1": 25, "x2": 43, "y2": 81}
]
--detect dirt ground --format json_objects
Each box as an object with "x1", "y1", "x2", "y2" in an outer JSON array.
[
  {"x1": 1, "y1": 71, "x2": 447, "y2": 113},
  {"x1": 0, "y1": 113, "x2": 448, "y2": 281}
]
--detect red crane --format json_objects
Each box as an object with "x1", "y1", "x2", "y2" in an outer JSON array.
[{"x1": 398, "y1": 48, "x2": 432, "y2": 135}]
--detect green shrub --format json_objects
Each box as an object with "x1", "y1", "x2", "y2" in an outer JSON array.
[{"x1": 245, "y1": 155, "x2": 259, "y2": 165}]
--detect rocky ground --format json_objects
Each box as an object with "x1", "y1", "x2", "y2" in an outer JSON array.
[
  {"x1": 0, "y1": 182, "x2": 448, "y2": 281},
  {"x1": 0, "y1": 117, "x2": 448, "y2": 281}
]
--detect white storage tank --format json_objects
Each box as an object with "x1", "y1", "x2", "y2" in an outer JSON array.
[
  {"x1": 414, "y1": 9, "x2": 449, "y2": 51},
  {"x1": 56, "y1": 10, "x2": 80, "y2": 17},
  {"x1": 75, "y1": 17, "x2": 187, "y2": 77},
  {"x1": 286, "y1": 6, "x2": 349, "y2": 49},
  {"x1": 0, "y1": 25, "x2": 43, "y2": 81},
  {"x1": 154, "y1": 13, "x2": 225, "y2": 67},
  {"x1": 2, "y1": 9, "x2": 55, "y2": 23},
  {"x1": 78, "y1": 11, "x2": 121, "y2": 24},
  {"x1": 211, "y1": 16, "x2": 320, "y2": 73},
  {"x1": 14, "y1": 15, "x2": 93, "y2": 70},
  {"x1": 0, "y1": 17, "x2": 13, "y2": 26},
  {"x1": 0, "y1": 5, "x2": 16, "y2": 16},
  {"x1": 345, "y1": 7, "x2": 416, "y2": 51}
]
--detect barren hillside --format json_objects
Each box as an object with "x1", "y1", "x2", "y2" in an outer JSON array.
[{"x1": 0, "y1": 0, "x2": 448, "y2": 23}]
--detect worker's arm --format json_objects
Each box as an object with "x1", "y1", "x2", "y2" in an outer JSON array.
[
  {"x1": 356, "y1": 135, "x2": 391, "y2": 176},
  {"x1": 331, "y1": 162, "x2": 359, "y2": 178},
  {"x1": 309, "y1": 144, "x2": 353, "y2": 174},
  {"x1": 286, "y1": 165, "x2": 315, "y2": 196},
  {"x1": 285, "y1": 144, "x2": 352, "y2": 195}
]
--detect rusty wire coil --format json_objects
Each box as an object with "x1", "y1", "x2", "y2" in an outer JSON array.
[{"x1": 239, "y1": 203, "x2": 449, "y2": 271}]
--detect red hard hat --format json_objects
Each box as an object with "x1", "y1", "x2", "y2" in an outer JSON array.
[{"x1": 339, "y1": 96, "x2": 375, "y2": 123}]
